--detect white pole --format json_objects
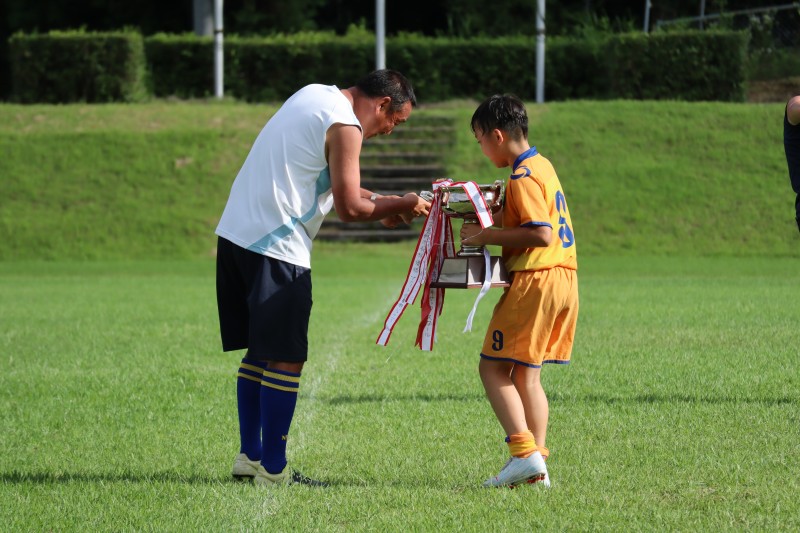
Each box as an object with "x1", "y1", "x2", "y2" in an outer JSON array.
[
  {"x1": 214, "y1": 0, "x2": 224, "y2": 99},
  {"x1": 535, "y1": 0, "x2": 545, "y2": 104},
  {"x1": 376, "y1": 0, "x2": 386, "y2": 70},
  {"x1": 644, "y1": 0, "x2": 651, "y2": 32}
]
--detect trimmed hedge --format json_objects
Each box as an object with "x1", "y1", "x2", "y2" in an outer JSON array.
[
  {"x1": 9, "y1": 29, "x2": 749, "y2": 103},
  {"x1": 144, "y1": 31, "x2": 374, "y2": 101},
  {"x1": 145, "y1": 31, "x2": 748, "y2": 103},
  {"x1": 604, "y1": 31, "x2": 749, "y2": 102},
  {"x1": 9, "y1": 30, "x2": 147, "y2": 103}
]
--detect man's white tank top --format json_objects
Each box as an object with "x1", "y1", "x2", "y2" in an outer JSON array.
[{"x1": 215, "y1": 84, "x2": 361, "y2": 268}]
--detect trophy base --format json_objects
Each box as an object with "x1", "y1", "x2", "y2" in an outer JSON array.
[{"x1": 430, "y1": 256, "x2": 511, "y2": 289}]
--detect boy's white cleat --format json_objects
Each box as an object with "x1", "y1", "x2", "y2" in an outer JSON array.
[
  {"x1": 529, "y1": 470, "x2": 551, "y2": 488},
  {"x1": 483, "y1": 451, "x2": 550, "y2": 488},
  {"x1": 231, "y1": 453, "x2": 261, "y2": 479}
]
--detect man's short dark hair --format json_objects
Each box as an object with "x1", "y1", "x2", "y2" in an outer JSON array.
[
  {"x1": 471, "y1": 94, "x2": 528, "y2": 141},
  {"x1": 356, "y1": 69, "x2": 417, "y2": 111}
]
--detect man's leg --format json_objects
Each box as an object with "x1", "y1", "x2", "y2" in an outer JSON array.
[
  {"x1": 236, "y1": 357, "x2": 268, "y2": 460},
  {"x1": 795, "y1": 194, "x2": 799, "y2": 232},
  {"x1": 260, "y1": 361, "x2": 304, "y2": 475}
]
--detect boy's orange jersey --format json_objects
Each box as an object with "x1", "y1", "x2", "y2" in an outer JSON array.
[{"x1": 502, "y1": 147, "x2": 577, "y2": 272}]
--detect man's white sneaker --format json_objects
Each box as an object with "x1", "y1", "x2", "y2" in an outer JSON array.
[
  {"x1": 231, "y1": 453, "x2": 261, "y2": 480},
  {"x1": 253, "y1": 465, "x2": 290, "y2": 486},
  {"x1": 254, "y1": 465, "x2": 328, "y2": 487},
  {"x1": 483, "y1": 451, "x2": 549, "y2": 488}
]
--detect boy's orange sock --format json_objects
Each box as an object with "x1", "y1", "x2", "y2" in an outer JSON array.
[
  {"x1": 506, "y1": 430, "x2": 537, "y2": 458},
  {"x1": 538, "y1": 446, "x2": 550, "y2": 461}
]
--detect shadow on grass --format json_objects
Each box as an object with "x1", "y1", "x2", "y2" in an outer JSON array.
[
  {"x1": 322, "y1": 391, "x2": 798, "y2": 406},
  {"x1": 0, "y1": 470, "x2": 356, "y2": 488},
  {"x1": 0, "y1": 470, "x2": 237, "y2": 485},
  {"x1": 551, "y1": 392, "x2": 799, "y2": 406},
  {"x1": 322, "y1": 392, "x2": 483, "y2": 405}
]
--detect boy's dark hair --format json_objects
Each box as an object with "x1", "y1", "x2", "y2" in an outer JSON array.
[
  {"x1": 356, "y1": 69, "x2": 417, "y2": 112},
  {"x1": 471, "y1": 94, "x2": 528, "y2": 140}
]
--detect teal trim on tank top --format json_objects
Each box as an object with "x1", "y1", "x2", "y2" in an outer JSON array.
[{"x1": 246, "y1": 167, "x2": 332, "y2": 254}]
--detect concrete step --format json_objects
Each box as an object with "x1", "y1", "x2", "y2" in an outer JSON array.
[
  {"x1": 319, "y1": 111, "x2": 455, "y2": 243},
  {"x1": 315, "y1": 227, "x2": 420, "y2": 242},
  {"x1": 361, "y1": 164, "x2": 445, "y2": 178},
  {"x1": 359, "y1": 151, "x2": 441, "y2": 164},
  {"x1": 318, "y1": 217, "x2": 423, "y2": 242},
  {"x1": 359, "y1": 177, "x2": 438, "y2": 195},
  {"x1": 387, "y1": 125, "x2": 455, "y2": 136},
  {"x1": 364, "y1": 138, "x2": 453, "y2": 148}
]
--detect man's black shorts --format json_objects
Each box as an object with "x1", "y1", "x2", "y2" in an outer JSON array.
[{"x1": 216, "y1": 236, "x2": 312, "y2": 362}]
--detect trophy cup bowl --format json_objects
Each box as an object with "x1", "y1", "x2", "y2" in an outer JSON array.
[
  {"x1": 429, "y1": 180, "x2": 510, "y2": 289},
  {"x1": 440, "y1": 180, "x2": 503, "y2": 257}
]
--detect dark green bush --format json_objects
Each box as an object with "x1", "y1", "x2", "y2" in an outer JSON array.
[
  {"x1": 8, "y1": 29, "x2": 748, "y2": 103},
  {"x1": 145, "y1": 33, "x2": 216, "y2": 98},
  {"x1": 606, "y1": 31, "x2": 749, "y2": 102},
  {"x1": 9, "y1": 30, "x2": 147, "y2": 103},
  {"x1": 146, "y1": 32, "x2": 374, "y2": 101},
  {"x1": 138, "y1": 31, "x2": 747, "y2": 102}
]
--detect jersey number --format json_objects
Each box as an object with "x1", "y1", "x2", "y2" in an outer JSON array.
[
  {"x1": 492, "y1": 330, "x2": 504, "y2": 351},
  {"x1": 555, "y1": 191, "x2": 575, "y2": 248}
]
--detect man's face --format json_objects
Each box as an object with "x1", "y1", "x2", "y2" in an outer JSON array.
[{"x1": 366, "y1": 99, "x2": 412, "y2": 139}]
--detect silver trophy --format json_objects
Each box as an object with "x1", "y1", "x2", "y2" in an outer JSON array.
[{"x1": 427, "y1": 180, "x2": 510, "y2": 289}]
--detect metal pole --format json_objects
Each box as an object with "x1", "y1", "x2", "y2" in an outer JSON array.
[
  {"x1": 699, "y1": 0, "x2": 706, "y2": 29},
  {"x1": 193, "y1": 0, "x2": 213, "y2": 36},
  {"x1": 376, "y1": 0, "x2": 386, "y2": 70},
  {"x1": 643, "y1": 0, "x2": 651, "y2": 32},
  {"x1": 214, "y1": 0, "x2": 224, "y2": 98},
  {"x1": 535, "y1": 0, "x2": 545, "y2": 103}
]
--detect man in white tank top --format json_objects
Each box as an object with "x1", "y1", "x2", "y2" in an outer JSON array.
[{"x1": 216, "y1": 70, "x2": 430, "y2": 486}]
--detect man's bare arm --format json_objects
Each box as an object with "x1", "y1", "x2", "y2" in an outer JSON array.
[{"x1": 327, "y1": 123, "x2": 429, "y2": 222}]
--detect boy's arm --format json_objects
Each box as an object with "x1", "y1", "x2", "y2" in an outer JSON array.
[
  {"x1": 788, "y1": 96, "x2": 800, "y2": 126},
  {"x1": 460, "y1": 223, "x2": 551, "y2": 248}
]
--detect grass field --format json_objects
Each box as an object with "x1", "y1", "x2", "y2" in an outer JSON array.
[
  {"x1": 1, "y1": 242, "x2": 799, "y2": 531},
  {"x1": 1, "y1": 99, "x2": 799, "y2": 530}
]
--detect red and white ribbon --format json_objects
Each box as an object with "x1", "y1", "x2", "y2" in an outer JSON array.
[
  {"x1": 376, "y1": 180, "x2": 493, "y2": 351},
  {"x1": 457, "y1": 181, "x2": 494, "y2": 229}
]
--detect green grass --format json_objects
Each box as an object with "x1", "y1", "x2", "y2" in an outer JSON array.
[
  {"x1": 1, "y1": 245, "x2": 798, "y2": 531},
  {"x1": 444, "y1": 99, "x2": 799, "y2": 256},
  {"x1": 1, "y1": 99, "x2": 798, "y2": 529},
  {"x1": 1, "y1": 100, "x2": 798, "y2": 260}
]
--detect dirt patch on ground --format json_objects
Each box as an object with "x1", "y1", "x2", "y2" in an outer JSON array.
[{"x1": 747, "y1": 78, "x2": 800, "y2": 103}]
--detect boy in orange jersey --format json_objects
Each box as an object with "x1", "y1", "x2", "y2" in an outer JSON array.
[{"x1": 461, "y1": 94, "x2": 578, "y2": 488}]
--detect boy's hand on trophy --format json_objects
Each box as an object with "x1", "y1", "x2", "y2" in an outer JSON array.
[{"x1": 460, "y1": 222, "x2": 486, "y2": 246}]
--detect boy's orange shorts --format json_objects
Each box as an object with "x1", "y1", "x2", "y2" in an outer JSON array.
[{"x1": 480, "y1": 266, "x2": 579, "y2": 368}]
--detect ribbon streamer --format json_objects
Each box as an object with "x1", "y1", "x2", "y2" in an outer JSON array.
[
  {"x1": 376, "y1": 180, "x2": 493, "y2": 351},
  {"x1": 463, "y1": 247, "x2": 493, "y2": 333}
]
